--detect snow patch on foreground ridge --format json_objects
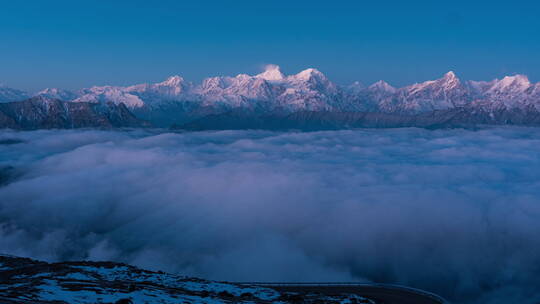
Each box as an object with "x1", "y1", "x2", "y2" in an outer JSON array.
[{"x1": 0, "y1": 255, "x2": 375, "y2": 304}]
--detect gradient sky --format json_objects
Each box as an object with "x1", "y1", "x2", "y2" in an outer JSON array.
[{"x1": 1, "y1": 0, "x2": 539, "y2": 91}]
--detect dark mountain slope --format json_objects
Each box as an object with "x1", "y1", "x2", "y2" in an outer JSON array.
[{"x1": 0, "y1": 97, "x2": 148, "y2": 129}]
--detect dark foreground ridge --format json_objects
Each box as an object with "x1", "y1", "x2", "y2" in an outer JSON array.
[
  {"x1": 0, "y1": 254, "x2": 447, "y2": 304},
  {"x1": 240, "y1": 283, "x2": 448, "y2": 304},
  {"x1": 1, "y1": 95, "x2": 540, "y2": 130},
  {"x1": 0, "y1": 97, "x2": 148, "y2": 130}
]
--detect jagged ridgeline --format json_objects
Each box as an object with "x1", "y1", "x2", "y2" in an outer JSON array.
[{"x1": 1, "y1": 66, "x2": 540, "y2": 130}]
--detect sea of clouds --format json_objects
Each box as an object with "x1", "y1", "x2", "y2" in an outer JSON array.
[{"x1": 1, "y1": 127, "x2": 540, "y2": 303}]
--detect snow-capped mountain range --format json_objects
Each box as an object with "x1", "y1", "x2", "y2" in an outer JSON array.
[{"x1": 1, "y1": 65, "x2": 540, "y2": 128}]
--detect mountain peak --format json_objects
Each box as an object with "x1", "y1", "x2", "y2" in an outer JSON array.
[
  {"x1": 489, "y1": 74, "x2": 531, "y2": 93},
  {"x1": 293, "y1": 68, "x2": 326, "y2": 81},
  {"x1": 34, "y1": 88, "x2": 77, "y2": 101},
  {"x1": 437, "y1": 71, "x2": 461, "y2": 89},
  {"x1": 36, "y1": 87, "x2": 73, "y2": 95},
  {"x1": 444, "y1": 71, "x2": 457, "y2": 79},
  {"x1": 256, "y1": 64, "x2": 285, "y2": 81},
  {"x1": 161, "y1": 75, "x2": 184, "y2": 86},
  {"x1": 346, "y1": 81, "x2": 365, "y2": 94},
  {"x1": 501, "y1": 74, "x2": 530, "y2": 86},
  {"x1": 440, "y1": 71, "x2": 460, "y2": 83},
  {"x1": 369, "y1": 80, "x2": 395, "y2": 92},
  {"x1": 38, "y1": 88, "x2": 60, "y2": 94}
]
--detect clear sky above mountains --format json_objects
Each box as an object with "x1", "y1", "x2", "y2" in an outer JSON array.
[{"x1": 1, "y1": 0, "x2": 539, "y2": 91}]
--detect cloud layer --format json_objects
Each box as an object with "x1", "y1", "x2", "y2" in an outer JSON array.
[{"x1": 1, "y1": 127, "x2": 540, "y2": 303}]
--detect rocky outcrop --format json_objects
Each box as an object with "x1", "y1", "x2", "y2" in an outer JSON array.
[{"x1": 0, "y1": 254, "x2": 377, "y2": 304}]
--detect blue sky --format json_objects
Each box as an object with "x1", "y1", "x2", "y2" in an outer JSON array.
[{"x1": 1, "y1": 0, "x2": 539, "y2": 91}]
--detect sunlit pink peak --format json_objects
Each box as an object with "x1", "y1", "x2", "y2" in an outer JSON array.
[
  {"x1": 293, "y1": 68, "x2": 327, "y2": 81},
  {"x1": 487, "y1": 74, "x2": 531, "y2": 94},
  {"x1": 160, "y1": 75, "x2": 185, "y2": 86},
  {"x1": 369, "y1": 80, "x2": 395, "y2": 92},
  {"x1": 500, "y1": 74, "x2": 530, "y2": 87},
  {"x1": 443, "y1": 71, "x2": 457, "y2": 80}
]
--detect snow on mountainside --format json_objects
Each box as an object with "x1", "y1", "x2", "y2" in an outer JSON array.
[
  {"x1": 277, "y1": 67, "x2": 340, "y2": 111},
  {"x1": 0, "y1": 254, "x2": 377, "y2": 304},
  {"x1": 188, "y1": 65, "x2": 340, "y2": 112},
  {"x1": 74, "y1": 86, "x2": 145, "y2": 108},
  {"x1": 376, "y1": 71, "x2": 472, "y2": 113},
  {"x1": 2, "y1": 66, "x2": 540, "y2": 127},
  {"x1": 195, "y1": 73, "x2": 274, "y2": 109},
  {"x1": 21, "y1": 65, "x2": 341, "y2": 113},
  {"x1": 124, "y1": 75, "x2": 193, "y2": 104},
  {"x1": 35, "y1": 88, "x2": 78, "y2": 101},
  {"x1": 0, "y1": 85, "x2": 29, "y2": 102},
  {"x1": 479, "y1": 75, "x2": 538, "y2": 110}
]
